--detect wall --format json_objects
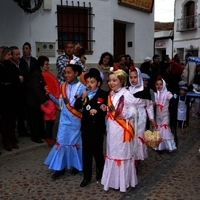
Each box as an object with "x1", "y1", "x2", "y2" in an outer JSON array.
[
  {"x1": 0, "y1": 0, "x2": 154, "y2": 67},
  {"x1": 174, "y1": 0, "x2": 200, "y2": 56}
]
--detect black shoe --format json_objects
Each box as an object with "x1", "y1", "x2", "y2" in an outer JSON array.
[
  {"x1": 80, "y1": 179, "x2": 90, "y2": 187},
  {"x1": 51, "y1": 169, "x2": 65, "y2": 180},
  {"x1": 12, "y1": 144, "x2": 19, "y2": 149},
  {"x1": 4, "y1": 145, "x2": 12, "y2": 151},
  {"x1": 71, "y1": 168, "x2": 79, "y2": 175},
  {"x1": 31, "y1": 139, "x2": 43, "y2": 143}
]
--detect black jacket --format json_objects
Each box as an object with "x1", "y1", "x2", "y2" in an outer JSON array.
[
  {"x1": 75, "y1": 88, "x2": 108, "y2": 134},
  {"x1": 26, "y1": 69, "x2": 48, "y2": 108},
  {"x1": 0, "y1": 60, "x2": 20, "y2": 113},
  {"x1": 20, "y1": 56, "x2": 37, "y2": 77},
  {"x1": 133, "y1": 87, "x2": 151, "y2": 100}
]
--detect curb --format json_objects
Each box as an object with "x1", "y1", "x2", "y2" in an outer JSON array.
[{"x1": 0, "y1": 139, "x2": 48, "y2": 160}]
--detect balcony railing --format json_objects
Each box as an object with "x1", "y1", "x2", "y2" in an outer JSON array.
[{"x1": 176, "y1": 15, "x2": 198, "y2": 32}]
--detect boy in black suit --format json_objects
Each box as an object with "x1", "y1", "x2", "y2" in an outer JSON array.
[{"x1": 75, "y1": 68, "x2": 108, "y2": 187}]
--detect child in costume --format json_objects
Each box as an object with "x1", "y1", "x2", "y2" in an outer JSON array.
[
  {"x1": 44, "y1": 60, "x2": 86, "y2": 179},
  {"x1": 40, "y1": 98, "x2": 58, "y2": 145},
  {"x1": 128, "y1": 67, "x2": 155, "y2": 172},
  {"x1": 154, "y1": 76, "x2": 177, "y2": 152},
  {"x1": 141, "y1": 73, "x2": 156, "y2": 130},
  {"x1": 141, "y1": 73, "x2": 155, "y2": 104},
  {"x1": 74, "y1": 68, "x2": 107, "y2": 187},
  {"x1": 101, "y1": 65, "x2": 138, "y2": 192},
  {"x1": 177, "y1": 81, "x2": 188, "y2": 129}
]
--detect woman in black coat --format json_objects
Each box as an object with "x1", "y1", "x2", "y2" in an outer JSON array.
[
  {"x1": 26, "y1": 56, "x2": 49, "y2": 143},
  {"x1": 0, "y1": 46, "x2": 20, "y2": 151}
]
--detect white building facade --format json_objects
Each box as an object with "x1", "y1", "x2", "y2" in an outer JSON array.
[
  {"x1": 154, "y1": 30, "x2": 173, "y2": 59},
  {"x1": 174, "y1": 0, "x2": 200, "y2": 60},
  {"x1": 0, "y1": 0, "x2": 154, "y2": 69}
]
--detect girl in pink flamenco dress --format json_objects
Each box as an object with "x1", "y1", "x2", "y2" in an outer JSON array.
[{"x1": 128, "y1": 66, "x2": 155, "y2": 172}]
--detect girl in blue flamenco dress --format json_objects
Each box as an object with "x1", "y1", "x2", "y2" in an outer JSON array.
[{"x1": 44, "y1": 60, "x2": 86, "y2": 179}]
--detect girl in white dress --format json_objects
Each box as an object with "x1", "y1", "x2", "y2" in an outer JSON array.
[
  {"x1": 101, "y1": 66, "x2": 138, "y2": 192},
  {"x1": 128, "y1": 66, "x2": 155, "y2": 171},
  {"x1": 154, "y1": 76, "x2": 177, "y2": 152}
]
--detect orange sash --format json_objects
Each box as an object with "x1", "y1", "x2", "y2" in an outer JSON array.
[
  {"x1": 61, "y1": 82, "x2": 82, "y2": 119},
  {"x1": 107, "y1": 93, "x2": 134, "y2": 142}
]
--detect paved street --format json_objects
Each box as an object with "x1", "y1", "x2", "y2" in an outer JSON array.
[{"x1": 0, "y1": 116, "x2": 200, "y2": 200}]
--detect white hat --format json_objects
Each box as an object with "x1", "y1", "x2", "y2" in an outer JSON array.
[
  {"x1": 178, "y1": 80, "x2": 187, "y2": 86},
  {"x1": 141, "y1": 73, "x2": 150, "y2": 80},
  {"x1": 179, "y1": 86, "x2": 188, "y2": 90},
  {"x1": 144, "y1": 57, "x2": 152, "y2": 62}
]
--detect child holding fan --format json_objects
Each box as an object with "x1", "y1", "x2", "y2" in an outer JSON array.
[{"x1": 44, "y1": 60, "x2": 86, "y2": 179}]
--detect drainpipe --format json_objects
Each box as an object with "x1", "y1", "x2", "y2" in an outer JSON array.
[{"x1": 173, "y1": 0, "x2": 176, "y2": 58}]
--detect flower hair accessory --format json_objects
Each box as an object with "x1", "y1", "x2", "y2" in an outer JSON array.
[
  {"x1": 157, "y1": 75, "x2": 162, "y2": 80},
  {"x1": 129, "y1": 65, "x2": 136, "y2": 71},
  {"x1": 110, "y1": 65, "x2": 119, "y2": 72}
]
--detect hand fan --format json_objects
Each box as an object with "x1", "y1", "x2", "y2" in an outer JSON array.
[{"x1": 42, "y1": 71, "x2": 60, "y2": 98}]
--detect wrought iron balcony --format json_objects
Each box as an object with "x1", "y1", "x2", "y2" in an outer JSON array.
[{"x1": 176, "y1": 15, "x2": 198, "y2": 32}]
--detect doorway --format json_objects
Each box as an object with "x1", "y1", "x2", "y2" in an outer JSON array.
[{"x1": 114, "y1": 21, "x2": 126, "y2": 62}]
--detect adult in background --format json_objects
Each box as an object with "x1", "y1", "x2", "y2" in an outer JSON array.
[
  {"x1": 115, "y1": 54, "x2": 127, "y2": 72},
  {"x1": 95, "y1": 52, "x2": 114, "y2": 92},
  {"x1": 151, "y1": 54, "x2": 161, "y2": 84},
  {"x1": 160, "y1": 55, "x2": 171, "y2": 74},
  {"x1": 74, "y1": 43, "x2": 87, "y2": 69},
  {"x1": 56, "y1": 41, "x2": 85, "y2": 84},
  {"x1": 21, "y1": 42, "x2": 37, "y2": 76},
  {"x1": 171, "y1": 54, "x2": 183, "y2": 94},
  {"x1": 125, "y1": 54, "x2": 133, "y2": 71},
  {"x1": 182, "y1": 52, "x2": 196, "y2": 85},
  {"x1": 161, "y1": 62, "x2": 174, "y2": 93},
  {"x1": 26, "y1": 56, "x2": 49, "y2": 143},
  {"x1": 0, "y1": 46, "x2": 20, "y2": 151},
  {"x1": 10, "y1": 46, "x2": 29, "y2": 137},
  {"x1": 140, "y1": 57, "x2": 154, "y2": 90},
  {"x1": 171, "y1": 54, "x2": 184, "y2": 76}
]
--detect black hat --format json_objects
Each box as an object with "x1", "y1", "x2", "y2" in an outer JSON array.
[{"x1": 84, "y1": 68, "x2": 103, "y2": 84}]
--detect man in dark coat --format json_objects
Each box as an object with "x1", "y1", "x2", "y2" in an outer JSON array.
[{"x1": 10, "y1": 46, "x2": 30, "y2": 137}]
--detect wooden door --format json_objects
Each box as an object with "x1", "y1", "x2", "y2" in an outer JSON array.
[{"x1": 114, "y1": 22, "x2": 126, "y2": 62}]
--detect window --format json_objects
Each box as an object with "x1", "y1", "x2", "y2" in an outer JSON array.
[
  {"x1": 57, "y1": 1, "x2": 94, "y2": 53},
  {"x1": 184, "y1": 1, "x2": 195, "y2": 29},
  {"x1": 176, "y1": 1, "x2": 197, "y2": 32}
]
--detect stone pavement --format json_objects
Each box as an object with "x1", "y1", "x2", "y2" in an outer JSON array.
[{"x1": 0, "y1": 116, "x2": 200, "y2": 200}]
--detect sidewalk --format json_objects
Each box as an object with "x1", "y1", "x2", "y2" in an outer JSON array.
[
  {"x1": 0, "y1": 136, "x2": 47, "y2": 159},
  {"x1": 0, "y1": 119, "x2": 59, "y2": 158}
]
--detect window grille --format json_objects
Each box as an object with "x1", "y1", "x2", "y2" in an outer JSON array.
[{"x1": 56, "y1": 1, "x2": 95, "y2": 54}]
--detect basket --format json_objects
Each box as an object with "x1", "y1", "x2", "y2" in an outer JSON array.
[
  {"x1": 144, "y1": 139, "x2": 162, "y2": 148},
  {"x1": 143, "y1": 130, "x2": 162, "y2": 148}
]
